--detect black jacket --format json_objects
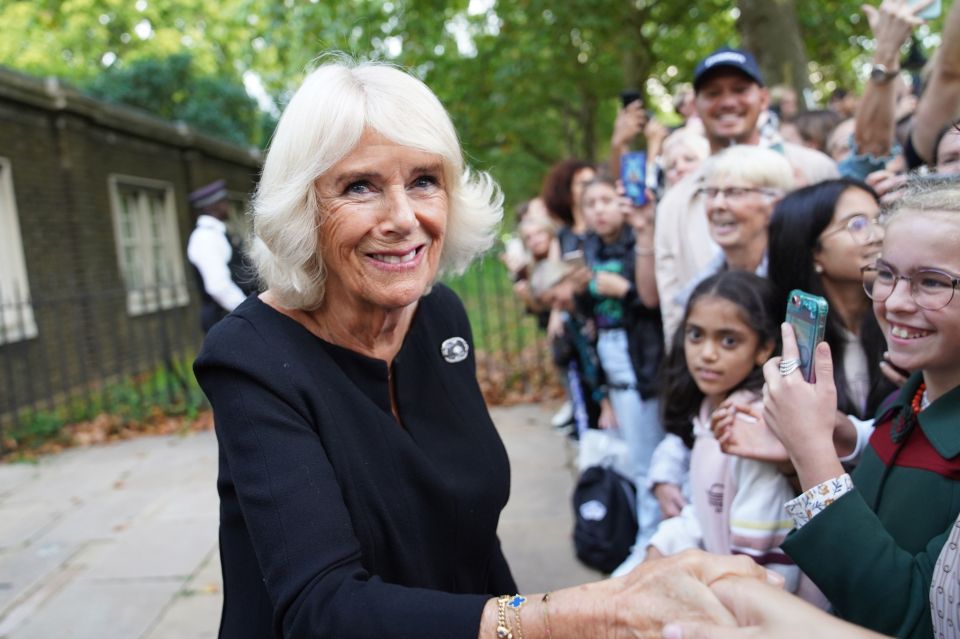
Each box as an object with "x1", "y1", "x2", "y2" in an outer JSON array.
[{"x1": 194, "y1": 285, "x2": 516, "y2": 638}]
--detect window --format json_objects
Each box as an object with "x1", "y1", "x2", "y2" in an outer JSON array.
[
  {"x1": 0, "y1": 158, "x2": 37, "y2": 344},
  {"x1": 108, "y1": 175, "x2": 189, "y2": 315}
]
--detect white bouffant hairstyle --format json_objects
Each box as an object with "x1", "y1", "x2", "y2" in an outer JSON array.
[
  {"x1": 249, "y1": 57, "x2": 503, "y2": 310},
  {"x1": 705, "y1": 144, "x2": 796, "y2": 193}
]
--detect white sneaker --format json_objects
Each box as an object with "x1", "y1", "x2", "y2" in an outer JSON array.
[{"x1": 550, "y1": 401, "x2": 574, "y2": 428}]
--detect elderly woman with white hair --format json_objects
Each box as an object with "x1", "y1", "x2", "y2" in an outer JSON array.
[
  {"x1": 666, "y1": 145, "x2": 795, "y2": 324},
  {"x1": 193, "y1": 58, "x2": 769, "y2": 639}
]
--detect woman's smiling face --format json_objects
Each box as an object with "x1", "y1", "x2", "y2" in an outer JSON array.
[
  {"x1": 314, "y1": 129, "x2": 448, "y2": 314},
  {"x1": 874, "y1": 213, "x2": 960, "y2": 393}
]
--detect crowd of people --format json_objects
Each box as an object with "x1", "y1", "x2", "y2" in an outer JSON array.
[
  {"x1": 191, "y1": 1, "x2": 960, "y2": 638},
  {"x1": 498, "y1": 0, "x2": 960, "y2": 637}
]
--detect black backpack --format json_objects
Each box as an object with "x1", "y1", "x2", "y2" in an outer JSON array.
[{"x1": 571, "y1": 464, "x2": 638, "y2": 573}]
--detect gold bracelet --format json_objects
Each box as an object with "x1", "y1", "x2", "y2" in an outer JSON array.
[
  {"x1": 541, "y1": 593, "x2": 552, "y2": 639},
  {"x1": 496, "y1": 596, "x2": 513, "y2": 639},
  {"x1": 496, "y1": 594, "x2": 527, "y2": 639},
  {"x1": 509, "y1": 595, "x2": 526, "y2": 639}
]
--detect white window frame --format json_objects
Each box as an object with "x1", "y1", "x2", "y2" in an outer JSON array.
[
  {"x1": 0, "y1": 158, "x2": 37, "y2": 344},
  {"x1": 107, "y1": 175, "x2": 189, "y2": 315}
]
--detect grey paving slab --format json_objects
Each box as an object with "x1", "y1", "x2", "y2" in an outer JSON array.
[
  {"x1": 5, "y1": 578, "x2": 182, "y2": 639},
  {"x1": 0, "y1": 465, "x2": 38, "y2": 499},
  {"x1": 142, "y1": 589, "x2": 221, "y2": 639},
  {"x1": 30, "y1": 490, "x2": 151, "y2": 546},
  {"x1": 0, "y1": 503, "x2": 60, "y2": 550},
  {"x1": 143, "y1": 548, "x2": 221, "y2": 639},
  {"x1": 0, "y1": 541, "x2": 78, "y2": 616},
  {"x1": 491, "y1": 403, "x2": 604, "y2": 593},
  {"x1": 82, "y1": 520, "x2": 216, "y2": 581}
]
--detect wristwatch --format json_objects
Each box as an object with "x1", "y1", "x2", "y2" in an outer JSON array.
[{"x1": 868, "y1": 63, "x2": 899, "y2": 84}]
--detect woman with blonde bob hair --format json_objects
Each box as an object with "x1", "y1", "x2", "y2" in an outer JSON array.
[{"x1": 194, "y1": 57, "x2": 768, "y2": 639}]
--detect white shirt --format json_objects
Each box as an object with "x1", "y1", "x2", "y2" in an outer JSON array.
[{"x1": 187, "y1": 215, "x2": 246, "y2": 312}]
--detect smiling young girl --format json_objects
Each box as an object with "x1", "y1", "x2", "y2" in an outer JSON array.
[
  {"x1": 646, "y1": 271, "x2": 803, "y2": 588},
  {"x1": 764, "y1": 181, "x2": 960, "y2": 638}
]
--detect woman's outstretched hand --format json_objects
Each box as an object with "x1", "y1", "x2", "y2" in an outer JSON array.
[
  {"x1": 661, "y1": 575, "x2": 888, "y2": 639},
  {"x1": 605, "y1": 550, "x2": 780, "y2": 638}
]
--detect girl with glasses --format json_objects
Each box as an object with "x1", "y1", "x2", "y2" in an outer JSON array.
[
  {"x1": 767, "y1": 178, "x2": 895, "y2": 421},
  {"x1": 761, "y1": 180, "x2": 960, "y2": 638}
]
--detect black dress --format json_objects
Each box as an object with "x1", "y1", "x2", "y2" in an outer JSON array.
[{"x1": 194, "y1": 284, "x2": 517, "y2": 639}]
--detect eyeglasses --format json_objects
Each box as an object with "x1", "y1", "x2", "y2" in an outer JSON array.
[
  {"x1": 697, "y1": 186, "x2": 779, "y2": 201},
  {"x1": 861, "y1": 260, "x2": 960, "y2": 310},
  {"x1": 820, "y1": 213, "x2": 883, "y2": 245}
]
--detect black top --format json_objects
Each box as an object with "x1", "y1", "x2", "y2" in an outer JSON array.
[{"x1": 194, "y1": 284, "x2": 517, "y2": 639}]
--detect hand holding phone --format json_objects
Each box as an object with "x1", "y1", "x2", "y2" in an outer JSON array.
[{"x1": 784, "y1": 290, "x2": 829, "y2": 382}]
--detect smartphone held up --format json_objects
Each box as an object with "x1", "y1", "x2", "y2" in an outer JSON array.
[
  {"x1": 620, "y1": 151, "x2": 648, "y2": 207},
  {"x1": 908, "y1": 0, "x2": 941, "y2": 20},
  {"x1": 619, "y1": 89, "x2": 642, "y2": 109},
  {"x1": 784, "y1": 290, "x2": 829, "y2": 383}
]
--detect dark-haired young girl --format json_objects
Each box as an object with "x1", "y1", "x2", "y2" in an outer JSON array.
[{"x1": 645, "y1": 271, "x2": 803, "y2": 589}]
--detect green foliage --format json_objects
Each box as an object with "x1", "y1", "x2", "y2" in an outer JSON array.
[
  {"x1": 0, "y1": 0, "x2": 953, "y2": 214},
  {"x1": 444, "y1": 255, "x2": 540, "y2": 355},
  {"x1": 4, "y1": 356, "x2": 205, "y2": 454},
  {"x1": 85, "y1": 53, "x2": 260, "y2": 146}
]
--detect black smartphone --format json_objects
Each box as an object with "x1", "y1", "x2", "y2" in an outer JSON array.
[
  {"x1": 620, "y1": 89, "x2": 642, "y2": 109},
  {"x1": 784, "y1": 290, "x2": 829, "y2": 382}
]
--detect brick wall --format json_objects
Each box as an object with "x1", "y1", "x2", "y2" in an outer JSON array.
[{"x1": 0, "y1": 67, "x2": 262, "y2": 424}]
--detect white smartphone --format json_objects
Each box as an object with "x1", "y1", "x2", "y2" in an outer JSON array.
[{"x1": 910, "y1": 0, "x2": 941, "y2": 20}]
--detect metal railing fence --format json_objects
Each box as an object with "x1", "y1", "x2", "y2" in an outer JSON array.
[
  {"x1": 0, "y1": 282, "x2": 205, "y2": 453},
  {"x1": 0, "y1": 260, "x2": 560, "y2": 454}
]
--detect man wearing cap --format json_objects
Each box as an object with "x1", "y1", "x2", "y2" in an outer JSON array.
[
  {"x1": 651, "y1": 47, "x2": 839, "y2": 343},
  {"x1": 186, "y1": 180, "x2": 254, "y2": 333}
]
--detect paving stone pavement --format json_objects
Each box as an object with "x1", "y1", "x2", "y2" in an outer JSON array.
[{"x1": 0, "y1": 402, "x2": 601, "y2": 638}]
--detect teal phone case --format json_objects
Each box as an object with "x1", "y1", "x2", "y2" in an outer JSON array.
[{"x1": 785, "y1": 289, "x2": 829, "y2": 382}]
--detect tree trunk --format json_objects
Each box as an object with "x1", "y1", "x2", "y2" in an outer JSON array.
[
  {"x1": 579, "y1": 91, "x2": 598, "y2": 161},
  {"x1": 735, "y1": 0, "x2": 809, "y2": 101}
]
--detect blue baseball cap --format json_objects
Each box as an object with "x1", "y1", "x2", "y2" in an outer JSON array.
[{"x1": 693, "y1": 47, "x2": 764, "y2": 91}]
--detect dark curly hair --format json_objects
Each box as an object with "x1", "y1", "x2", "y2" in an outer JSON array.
[{"x1": 540, "y1": 158, "x2": 594, "y2": 227}]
